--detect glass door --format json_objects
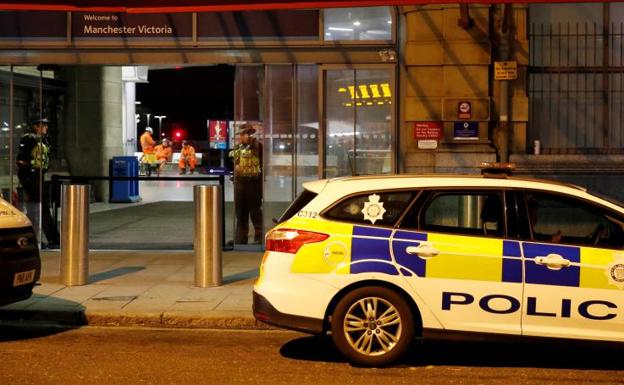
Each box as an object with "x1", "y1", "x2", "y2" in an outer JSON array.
[
  {"x1": 232, "y1": 65, "x2": 264, "y2": 249},
  {"x1": 322, "y1": 66, "x2": 395, "y2": 177},
  {"x1": 232, "y1": 64, "x2": 320, "y2": 249},
  {"x1": 1, "y1": 66, "x2": 59, "y2": 248},
  {"x1": 263, "y1": 64, "x2": 320, "y2": 232}
]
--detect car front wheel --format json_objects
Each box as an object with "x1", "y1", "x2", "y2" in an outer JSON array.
[{"x1": 330, "y1": 286, "x2": 414, "y2": 366}]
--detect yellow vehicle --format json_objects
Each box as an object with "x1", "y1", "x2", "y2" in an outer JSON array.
[
  {"x1": 254, "y1": 171, "x2": 624, "y2": 366},
  {"x1": 0, "y1": 196, "x2": 41, "y2": 306}
]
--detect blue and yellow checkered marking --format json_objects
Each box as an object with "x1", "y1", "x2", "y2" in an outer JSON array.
[
  {"x1": 502, "y1": 241, "x2": 523, "y2": 283},
  {"x1": 351, "y1": 226, "x2": 398, "y2": 275},
  {"x1": 392, "y1": 230, "x2": 427, "y2": 277},
  {"x1": 523, "y1": 243, "x2": 580, "y2": 287},
  {"x1": 287, "y1": 217, "x2": 620, "y2": 290}
]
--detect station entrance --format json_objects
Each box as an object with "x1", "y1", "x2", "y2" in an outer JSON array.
[{"x1": 0, "y1": 62, "x2": 396, "y2": 250}]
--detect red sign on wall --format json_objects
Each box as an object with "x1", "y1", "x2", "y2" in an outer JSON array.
[
  {"x1": 208, "y1": 120, "x2": 229, "y2": 149},
  {"x1": 414, "y1": 121, "x2": 442, "y2": 140}
]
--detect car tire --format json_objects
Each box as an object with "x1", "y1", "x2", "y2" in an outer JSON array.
[{"x1": 331, "y1": 286, "x2": 414, "y2": 367}]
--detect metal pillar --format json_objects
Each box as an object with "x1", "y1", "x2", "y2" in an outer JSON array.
[
  {"x1": 194, "y1": 184, "x2": 223, "y2": 287},
  {"x1": 60, "y1": 183, "x2": 90, "y2": 286}
]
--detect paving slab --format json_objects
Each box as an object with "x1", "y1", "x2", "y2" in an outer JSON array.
[{"x1": 0, "y1": 250, "x2": 268, "y2": 330}]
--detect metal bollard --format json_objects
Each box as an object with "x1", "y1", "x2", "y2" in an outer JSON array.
[
  {"x1": 194, "y1": 184, "x2": 223, "y2": 287},
  {"x1": 60, "y1": 183, "x2": 89, "y2": 286}
]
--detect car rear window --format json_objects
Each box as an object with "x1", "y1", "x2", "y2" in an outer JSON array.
[
  {"x1": 324, "y1": 191, "x2": 413, "y2": 227},
  {"x1": 278, "y1": 189, "x2": 318, "y2": 222}
]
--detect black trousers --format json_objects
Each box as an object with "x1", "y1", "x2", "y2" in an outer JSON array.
[
  {"x1": 17, "y1": 168, "x2": 60, "y2": 245},
  {"x1": 234, "y1": 177, "x2": 263, "y2": 244}
]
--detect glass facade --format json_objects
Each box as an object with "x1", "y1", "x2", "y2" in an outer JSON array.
[
  {"x1": 323, "y1": 6, "x2": 393, "y2": 41},
  {"x1": 323, "y1": 67, "x2": 394, "y2": 177},
  {"x1": 0, "y1": 67, "x2": 63, "y2": 247},
  {"x1": 0, "y1": 6, "x2": 397, "y2": 251}
]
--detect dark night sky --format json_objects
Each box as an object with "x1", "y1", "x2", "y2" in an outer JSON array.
[{"x1": 136, "y1": 65, "x2": 234, "y2": 145}]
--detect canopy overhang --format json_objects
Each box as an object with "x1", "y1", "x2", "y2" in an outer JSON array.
[{"x1": 0, "y1": 0, "x2": 610, "y2": 13}]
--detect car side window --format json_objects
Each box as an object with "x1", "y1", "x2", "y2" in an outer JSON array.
[
  {"x1": 524, "y1": 191, "x2": 624, "y2": 249},
  {"x1": 324, "y1": 191, "x2": 413, "y2": 226},
  {"x1": 418, "y1": 191, "x2": 505, "y2": 237}
]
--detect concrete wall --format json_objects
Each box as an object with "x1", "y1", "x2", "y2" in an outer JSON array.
[
  {"x1": 59, "y1": 66, "x2": 124, "y2": 200},
  {"x1": 400, "y1": 4, "x2": 496, "y2": 175}
]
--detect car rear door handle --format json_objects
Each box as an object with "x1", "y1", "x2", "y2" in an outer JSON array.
[
  {"x1": 405, "y1": 244, "x2": 439, "y2": 259},
  {"x1": 534, "y1": 253, "x2": 571, "y2": 270}
]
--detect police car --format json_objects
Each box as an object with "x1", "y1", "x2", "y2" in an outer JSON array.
[
  {"x1": 0, "y1": 196, "x2": 41, "y2": 307},
  {"x1": 253, "y1": 165, "x2": 624, "y2": 366}
]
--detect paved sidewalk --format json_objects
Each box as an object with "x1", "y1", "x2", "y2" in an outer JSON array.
[{"x1": 0, "y1": 250, "x2": 269, "y2": 329}]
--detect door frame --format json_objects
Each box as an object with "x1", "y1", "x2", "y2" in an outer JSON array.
[{"x1": 318, "y1": 63, "x2": 397, "y2": 179}]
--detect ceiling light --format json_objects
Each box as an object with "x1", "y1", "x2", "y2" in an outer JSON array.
[{"x1": 328, "y1": 27, "x2": 353, "y2": 32}]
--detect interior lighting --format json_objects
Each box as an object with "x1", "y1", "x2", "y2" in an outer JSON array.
[
  {"x1": 353, "y1": 21, "x2": 361, "y2": 26},
  {"x1": 328, "y1": 27, "x2": 353, "y2": 32},
  {"x1": 381, "y1": 83, "x2": 392, "y2": 98},
  {"x1": 370, "y1": 84, "x2": 382, "y2": 98},
  {"x1": 347, "y1": 86, "x2": 358, "y2": 99},
  {"x1": 358, "y1": 85, "x2": 370, "y2": 99}
]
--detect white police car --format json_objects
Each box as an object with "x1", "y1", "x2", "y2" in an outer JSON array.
[
  {"x1": 253, "y1": 165, "x2": 624, "y2": 366},
  {"x1": 0, "y1": 196, "x2": 40, "y2": 307}
]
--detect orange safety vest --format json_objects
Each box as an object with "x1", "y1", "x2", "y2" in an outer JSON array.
[
  {"x1": 180, "y1": 145, "x2": 196, "y2": 159},
  {"x1": 155, "y1": 144, "x2": 172, "y2": 161},
  {"x1": 140, "y1": 132, "x2": 155, "y2": 154}
]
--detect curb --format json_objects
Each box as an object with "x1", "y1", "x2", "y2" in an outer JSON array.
[{"x1": 0, "y1": 309, "x2": 273, "y2": 330}]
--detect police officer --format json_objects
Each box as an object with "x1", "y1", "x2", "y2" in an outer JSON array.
[
  {"x1": 16, "y1": 117, "x2": 60, "y2": 248},
  {"x1": 229, "y1": 123, "x2": 263, "y2": 244}
]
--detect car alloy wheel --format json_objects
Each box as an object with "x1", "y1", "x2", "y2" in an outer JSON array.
[{"x1": 331, "y1": 286, "x2": 414, "y2": 366}]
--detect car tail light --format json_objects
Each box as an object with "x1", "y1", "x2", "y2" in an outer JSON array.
[{"x1": 265, "y1": 228, "x2": 329, "y2": 254}]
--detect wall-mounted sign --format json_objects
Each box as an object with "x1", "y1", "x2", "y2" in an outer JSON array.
[
  {"x1": 458, "y1": 101, "x2": 471, "y2": 120},
  {"x1": 72, "y1": 12, "x2": 192, "y2": 40},
  {"x1": 414, "y1": 121, "x2": 442, "y2": 140},
  {"x1": 209, "y1": 120, "x2": 229, "y2": 150},
  {"x1": 494, "y1": 61, "x2": 518, "y2": 80},
  {"x1": 417, "y1": 140, "x2": 438, "y2": 150},
  {"x1": 453, "y1": 121, "x2": 479, "y2": 140}
]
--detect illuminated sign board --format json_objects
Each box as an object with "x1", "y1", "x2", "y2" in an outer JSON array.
[
  {"x1": 339, "y1": 83, "x2": 392, "y2": 107},
  {"x1": 72, "y1": 12, "x2": 192, "y2": 40}
]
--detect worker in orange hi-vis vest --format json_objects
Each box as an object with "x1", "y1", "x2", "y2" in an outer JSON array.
[
  {"x1": 178, "y1": 140, "x2": 197, "y2": 174},
  {"x1": 140, "y1": 127, "x2": 156, "y2": 162},
  {"x1": 154, "y1": 138, "x2": 173, "y2": 176}
]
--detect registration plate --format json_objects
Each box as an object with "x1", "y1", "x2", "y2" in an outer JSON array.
[{"x1": 13, "y1": 269, "x2": 36, "y2": 287}]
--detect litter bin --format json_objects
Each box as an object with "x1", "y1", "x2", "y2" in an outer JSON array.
[{"x1": 109, "y1": 156, "x2": 141, "y2": 203}]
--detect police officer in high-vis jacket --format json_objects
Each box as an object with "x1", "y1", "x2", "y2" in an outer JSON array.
[
  {"x1": 16, "y1": 117, "x2": 60, "y2": 248},
  {"x1": 229, "y1": 123, "x2": 263, "y2": 244}
]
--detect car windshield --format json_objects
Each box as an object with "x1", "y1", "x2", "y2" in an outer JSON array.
[{"x1": 278, "y1": 189, "x2": 318, "y2": 223}]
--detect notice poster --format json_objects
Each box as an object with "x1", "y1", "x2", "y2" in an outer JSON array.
[
  {"x1": 413, "y1": 121, "x2": 442, "y2": 140},
  {"x1": 453, "y1": 121, "x2": 479, "y2": 140},
  {"x1": 208, "y1": 120, "x2": 229, "y2": 150}
]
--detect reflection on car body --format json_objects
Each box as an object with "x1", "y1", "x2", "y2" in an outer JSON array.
[{"x1": 253, "y1": 165, "x2": 624, "y2": 366}]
